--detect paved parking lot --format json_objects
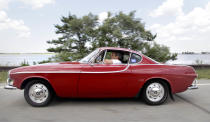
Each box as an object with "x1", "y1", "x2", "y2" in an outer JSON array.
[{"x1": 0, "y1": 79, "x2": 210, "y2": 122}]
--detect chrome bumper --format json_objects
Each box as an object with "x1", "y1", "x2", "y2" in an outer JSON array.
[
  {"x1": 4, "y1": 78, "x2": 16, "y2": 90},
  {"x1": 188, "y1": 79, "x2": 198, "y2": 90},
  {"x1": 4, "y1": 85, "x2": 16, "y2": 89}
]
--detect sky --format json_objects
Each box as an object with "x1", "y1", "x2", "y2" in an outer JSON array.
[{"x1": 0, "y1": 0, "x2": 210, "y2": 53}]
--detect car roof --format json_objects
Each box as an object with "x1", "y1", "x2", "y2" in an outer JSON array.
[{"x1": 99, "y1": 47, "x2": 141, "y2": 55}]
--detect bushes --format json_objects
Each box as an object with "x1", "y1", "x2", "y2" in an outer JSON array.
[{"x1": 0, "y1": 71, "x2": 8, "y2": 83}]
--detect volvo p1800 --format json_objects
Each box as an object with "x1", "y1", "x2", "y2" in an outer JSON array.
[{"x1": 5, "y1": 47, "x2": 198, "y2": 107}]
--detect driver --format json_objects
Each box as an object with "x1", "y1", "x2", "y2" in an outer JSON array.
[{"x1": 104, "y1": 52, "x2": 122, "y2": 64}]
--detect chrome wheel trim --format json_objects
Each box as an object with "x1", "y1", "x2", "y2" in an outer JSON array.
[
  {"x1": 28, "y1": 83, "x2": 49, "y2": 104},
  {"x1": 146, "y1": 82, "x2": 165, "y2": 102}
]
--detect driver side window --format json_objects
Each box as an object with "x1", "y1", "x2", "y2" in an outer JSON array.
[{"x1": 96, "y1": 50, "x2": 130, "y2": 64}]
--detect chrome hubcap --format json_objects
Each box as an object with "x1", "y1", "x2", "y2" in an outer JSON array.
[
  {"x1": 146, "y1": 82, "x2": 164, "y2": 102},
  {"x1": 29, "y1": 83, "x2": 49, "y2": 103}
]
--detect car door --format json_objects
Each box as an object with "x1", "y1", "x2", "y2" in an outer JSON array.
[{"x1": 78, "y1": 63, "x2": 132, "y2": 98}]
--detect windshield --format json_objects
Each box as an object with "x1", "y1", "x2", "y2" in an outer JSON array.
[{"x1": 79, "y1": 49, "x2": 100, "y2": 63}]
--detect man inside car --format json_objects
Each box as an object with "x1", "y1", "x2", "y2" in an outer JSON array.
[{"x1": 104, "y1": 52, "x2": 122, "y2": 64}]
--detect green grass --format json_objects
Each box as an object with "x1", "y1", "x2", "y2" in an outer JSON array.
[
  {"x1": 0, "y1": 71, "x2": 8, "y2": 83},
  {"x1": 195, "y1": 68, "x2": 210, "y2": 79}
]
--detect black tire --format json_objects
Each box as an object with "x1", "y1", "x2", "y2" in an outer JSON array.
[
  {"x1": 24, "y1": 80, "x2": 54, "y2": 107},
  {"x1": 142, "y1": 81, "x2": 168, "y2": 105}
]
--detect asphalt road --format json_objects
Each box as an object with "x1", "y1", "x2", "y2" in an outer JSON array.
[{"x1": 0, "y1": 79, "x2": 210, "y2": 122}]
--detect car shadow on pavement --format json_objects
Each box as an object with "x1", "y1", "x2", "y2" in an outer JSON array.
[
  {"x1": 50, "y1": 97, "x2": 144, "y2": 106},
  {"x1": 50, "y1": 96, "x2": 174, "y2": 107}
]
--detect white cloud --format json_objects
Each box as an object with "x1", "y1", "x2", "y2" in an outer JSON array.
[
  {"x1": 0, "y1": 0, "x2": 55, "y2": 10},
  {"x1": 98, "y1": 12, "x2": 108, "y2": 24},
  {"x1": 150, "y1": 0, "x2": 183, "y2": 17},
  {"x1": 149, "y1": 2, "x2": 210, "y2": 52},
  {"x1": 0, "y1": 0, "x2": 54, "y2": 38},
  {"x1": 0, "y1": 0, "x2": 10, "y2": 10},
  {"x1": 19, "y1": 0, "x2": 55, "y2": 9},
  {"x1": 0, "y1": 11, "x2": 30, "y2": 38}
]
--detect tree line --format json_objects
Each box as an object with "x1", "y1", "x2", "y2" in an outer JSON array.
[{"x1": 42, "y1": 11, "x2": 177, "y2": 63}]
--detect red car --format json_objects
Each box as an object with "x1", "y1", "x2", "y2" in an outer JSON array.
[{"x1": 5, "y1": 47, "x2": 198, "y2": 107}]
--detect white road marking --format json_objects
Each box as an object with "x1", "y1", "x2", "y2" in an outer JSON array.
[{"x1": 0, "y1": 86, "x2": 4, "y2": 89}]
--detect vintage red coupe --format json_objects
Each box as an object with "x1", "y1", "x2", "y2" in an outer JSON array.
[{"x1": 5, "y1": 47, "x2": 198, "y2": 107}]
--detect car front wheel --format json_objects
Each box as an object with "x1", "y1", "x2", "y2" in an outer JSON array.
[
  {"x1": 24, "y1": 80, "x2": 53, "y2": 107},
  {"x1": 142, "y1": 81, "x2": 168, "y2": 105}
]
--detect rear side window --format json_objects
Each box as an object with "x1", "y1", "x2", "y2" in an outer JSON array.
[{"x1": 129, "y1": 53, "x2": 142, "y2": 64}]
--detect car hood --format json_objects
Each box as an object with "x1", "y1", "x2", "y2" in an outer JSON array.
[{"x1": 10, "y1": 62, "x2": 83, "y2": 74}]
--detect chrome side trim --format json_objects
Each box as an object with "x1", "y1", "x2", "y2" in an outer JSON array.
[
  {"x1": 11, "y1": 65, "x2": 130, "y2": 74},
  {"x1": 84, "y1": 65, "x2": 130, "y2": 73},
  {"x1": 11, "y1": 71, "x2": 80, "y2": 74},
  {"x1": 11, "y1": 63, "x2": 187, "y2": 74},
  {"x1": 129, "y1": 64, "x2": 163, "y2": 66}
]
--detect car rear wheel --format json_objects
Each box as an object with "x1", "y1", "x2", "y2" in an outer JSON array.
[
  {"x1": 142, "y1": 81, "x2": 168, "y2": 105},
  {"x1": 24, "y1": 80, "x2": 54, "y2": 107}
]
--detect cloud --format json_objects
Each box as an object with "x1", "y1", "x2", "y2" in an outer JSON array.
[
  {"x1": 0, "y1": 0, "x2": 54, "y2": 38},
  {"x1": 0, "y1": 0, "x2": 55, "y2": 10},
  {"x1": 150, "y1": 0, "x2": 183, "y2": 17},
  {"x1": 0, "y1": 11, "x2": 30, "y2": 38},
  {"x1": 19, "y1": 0, "x2": 55, "y2": 9},
  {"x1": 0, "y1": 0, "x2": 10, "y2": 10},
  {"x1": 149, "y1": 2, "x2": 210, "y2": 52},
  {"x1": 98, "y1": 12, "x2": 108, "y2": 24}
]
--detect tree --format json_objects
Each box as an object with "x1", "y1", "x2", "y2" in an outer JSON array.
[
  {"x1": 47, "y1": 13, "x2": 98, "y2": 61},
  {"x1": 45, "y1": 11, "x2": 177, "y2": 63},
  {"x1": 142, "y1": 42, "x2": 177, "y2": 63},
  {"x1": 92, "y1": 11, "x2": 156, "y2": 50}
]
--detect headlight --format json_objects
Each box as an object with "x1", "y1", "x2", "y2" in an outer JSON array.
[
  {"x1": 7, "y1": 78, "x2": 14, "y2": 86},
  {"x1": 7, "y1": 70, "x2": 14, "y2": 86}
]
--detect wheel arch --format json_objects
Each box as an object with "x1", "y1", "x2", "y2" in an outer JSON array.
[{"x1": 20, "y1": 76, "x2": 56, "y2": 95}]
